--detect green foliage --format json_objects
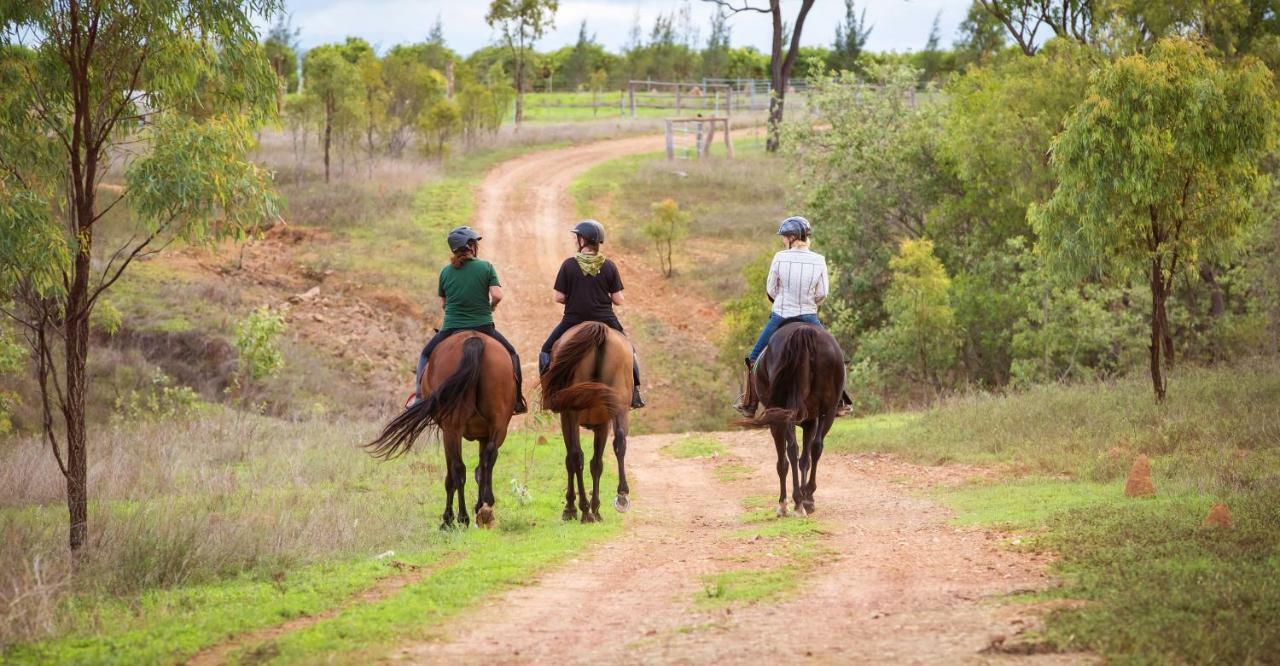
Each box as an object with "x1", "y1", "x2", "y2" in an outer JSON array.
[
  {"x1": 113, "y1": 370, "x2": 201, "y2": 422},
  {"x1": 781, "y1": 64, "x2": 946, "y2": 350},
  {"x1": 721, "y1": 252, "x2": 774, "y2": 365},
  {"x1": 858, "y1": 239, "x2": 958, "y2": 392},
  {"x1": 643, "y1": 198, "x2": 689, "y2": 277},
  {"x1": 418, "y1": 98, "x2": 462, "y2": 160},
  {"x1": 234, "y1": 306, "x2": 286, "y2": 382},
  {"x1": 1033, "y1": 38, "x2": 1277, "y2": 398}
]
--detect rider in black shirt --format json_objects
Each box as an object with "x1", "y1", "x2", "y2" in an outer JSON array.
[{"x1": 539, "y1": 220, "x2": 645, "y2": 409}]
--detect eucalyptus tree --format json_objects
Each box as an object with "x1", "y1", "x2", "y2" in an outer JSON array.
[
  {"x1": 703, "y1": 0, "x2": 817, "y2": 152},
  {"x1": 486, "y1": 0, "x2": 559, "y2": 126},
  {"x1": 1032, "y1": 38, "x2": 1276, "y2": 401},
  {"x1": 0, "y1": 0, "x2": 280, "y2": 553}
]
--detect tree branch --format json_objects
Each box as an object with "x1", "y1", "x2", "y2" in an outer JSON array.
[{"x1": 702, "y1": 0, "x2": 773, "y2": 15}]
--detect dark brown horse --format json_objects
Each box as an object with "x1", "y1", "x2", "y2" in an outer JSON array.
[
  {"x1": 540, "y1": 322, "x2": 632, "y2": 523},
  {"x1": 365, "y1": 332, "x2": 515, "y2": 529},
  {"x1": 741, "y1": 323, "x2": 846, "y2": 517}
]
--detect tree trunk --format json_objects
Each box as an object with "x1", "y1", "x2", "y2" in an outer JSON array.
[
  {"x1": 766, "y1": 1, "x2": 785, "y2": 153},
  {"x1": 515, "y1": 55, "x2": 525, "y2": 126},
  {"x1": 323, "y1": 103, "x2": 332, "y2": 184},
  {"x1": 1149, "y1": 257, "x2": 1168, "y2": 402},
  {"x1": 64, "y1": 268, "x2": 90, "y2": 553}
]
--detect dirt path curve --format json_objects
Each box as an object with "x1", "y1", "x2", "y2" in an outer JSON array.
[
  {"x1": 474, "y1": 135, "x2": 662, "y2": 377},
  {"x1": 392, "y1": 431, "x2": 1083, "y2": 664}
]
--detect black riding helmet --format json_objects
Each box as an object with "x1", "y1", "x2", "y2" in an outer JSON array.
[
  {"x1": 447, "y1": 226, "x2": 482, "y2": 252},
  {"x1": 571, "y1": 219, "x2": 605, "y2": 245}
]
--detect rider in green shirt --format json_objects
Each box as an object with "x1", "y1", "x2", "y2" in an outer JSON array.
[{"x1": 414, "y1": 226, "x2": 527, "y2": 414}]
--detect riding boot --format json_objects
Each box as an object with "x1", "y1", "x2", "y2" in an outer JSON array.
[
  {"x1": 733, "y1": 356, "x2": 758, "y2": 417},
  {"x1": 538, "y1": 351, "x2": 551, "y2": 377},
  {"x1": 511, "y1": 353, "x2": 528, "y2": 415},
  {"x1": 835, "y1": 389, "x2": 853, "y2": 417},
  {"x1": 630, "y1": 351, "x2": 645, "y2": 409}
]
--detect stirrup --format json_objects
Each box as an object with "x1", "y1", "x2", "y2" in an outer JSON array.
[{"x1": 630, "y1": 387, "x2": 646, "y2": 409}]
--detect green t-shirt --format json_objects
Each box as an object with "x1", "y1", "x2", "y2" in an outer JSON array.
[{"x1": 438, "y1": 259, "x2": 500, "y2": 329}]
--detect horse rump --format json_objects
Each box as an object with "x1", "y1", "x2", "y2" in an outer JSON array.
[
  {"x1": 738, "y1": 325, "x2": 820, "y2": 429},
  {"x1": 540, "y1": 322, "x2": 613, "y2": 414},
  {"x1": 365, "y1": 336, "x2": 485, "y2": 460}
]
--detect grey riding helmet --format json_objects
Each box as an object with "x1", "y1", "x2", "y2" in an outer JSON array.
[
  {"x1": 447, "y1": 226, "x2": 482, "y2": 252},
  {"x1": 571, "y1": 219, "x2": 606, "y2": 244},
  {"x1": 776, "y1": 216, "x2": 812, "y2": 238}
]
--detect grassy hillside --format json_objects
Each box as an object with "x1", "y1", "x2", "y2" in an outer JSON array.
[{"x1": 830, "y1": 360, "x2": 1280, "y2": 663}]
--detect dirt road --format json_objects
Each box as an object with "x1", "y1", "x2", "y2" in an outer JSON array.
[
  {"x1": 474, "y1": 135, "x2": 663, "y2": 370},
  {"x1": 385, "y1": 139, "x2": 1082, "y2": 664},
  {"x1": 393, "y1": 430, "x2": 1075, "y2": 665}
]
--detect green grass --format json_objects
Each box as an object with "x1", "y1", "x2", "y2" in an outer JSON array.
[
  {"x1": 516, "y1": 91, "x2": 727, "y2": 122},
  {"x1": 833, "y1": 361, "x2": 1280, "y2": 663},
  {"x1": 1, "y1": 415, "x2": 624, "y2": 663},
  {"x1": 661, "y1": 436, "x2": 728, "y2": 459},
  {"x1": 698, "y1": 497, "x2": 829, "y2": 608}
]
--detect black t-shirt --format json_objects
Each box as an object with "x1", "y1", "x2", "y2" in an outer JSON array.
[{"x1": 554, "y1": 257, "x2": 623, "y2": 320}]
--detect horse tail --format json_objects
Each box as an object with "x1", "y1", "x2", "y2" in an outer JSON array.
[
  {"x1": 365, "y1": 336, "x2": 485, "y2": 460},
  {"x1": 546, "y1": 381, "x2": 621, "y2": 416},
  {"x1": 541, "y1": 322, "x2": 615, "y2": 414},
  {"x1": 738, "y1": 326, "x2": 818, "y2": 429}
]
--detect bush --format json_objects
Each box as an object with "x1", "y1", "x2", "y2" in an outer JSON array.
[{"x1": 234, "y1": 306, "x2": 286, "y2": 382}]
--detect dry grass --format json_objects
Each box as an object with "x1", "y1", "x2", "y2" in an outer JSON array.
[{"x1": 0, "y1": 408, "x2": 443, "y2": 647}]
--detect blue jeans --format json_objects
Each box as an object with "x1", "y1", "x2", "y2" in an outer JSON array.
[{"x1": 748, "y1": 313, "x2": 822, "y2": 364}]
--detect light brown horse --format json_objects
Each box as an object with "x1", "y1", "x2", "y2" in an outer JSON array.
[
  {"x1": 540, "y1": 322, "x2": 632, "y2": 522},
  {"x1": 365, "y1": 332, "x2": 515, "y2": 529}
]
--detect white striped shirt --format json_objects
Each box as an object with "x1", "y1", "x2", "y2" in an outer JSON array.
[{"x1": 766, "y1": 247, "x2": 829, "y2": 317}]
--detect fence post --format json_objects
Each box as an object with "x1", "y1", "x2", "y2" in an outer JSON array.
[
  {"x1": 629, "y1": 82, "x2": 636, "y2": 117},
  {"x1": 664, "y1": 120, "x2": 675, "y2": 161},
  {"x1": 724, "y1": 119, "x2": 734, "y2": 158}
]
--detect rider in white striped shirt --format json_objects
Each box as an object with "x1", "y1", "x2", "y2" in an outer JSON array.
[{"x1": 734, "y1": 216, "x2": 852, "y2": 417}]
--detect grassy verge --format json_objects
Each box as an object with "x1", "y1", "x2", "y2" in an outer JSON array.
[
  {"x1": 698, "y1": 495, "x2": 829, "y2": 608},
  {"x1": 1, "y1": 414, "x2": 623, "y2": 663},
  {"x1": 828, "y1": 361, "x2": 1280, "y2": 663}
]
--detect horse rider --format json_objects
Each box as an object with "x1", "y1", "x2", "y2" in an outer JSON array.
[
  {"x1": 538, "y1": 219, "x2": 646, "y2": 409},
  {"x1": 734, "y1": 215, "x2": 853, "y2": 417},
  {"x1": 414, "y1": 226, "x2": 527, "y2": 414}
]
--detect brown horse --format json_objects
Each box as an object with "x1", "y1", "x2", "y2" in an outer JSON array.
[
  {"x1": 540, "y1": 322, "x2": 632, "y2": 523},
  {"x1": 365, "y1": 332, "x2": 515, "y2": 529},
  {"x1": 740, "y1": 323, "x2": 846, "y2": 517}
]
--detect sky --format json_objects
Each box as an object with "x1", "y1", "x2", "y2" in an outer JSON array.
[{"x1": 272, "y1": 0, "x2": 973, "y2": 56}]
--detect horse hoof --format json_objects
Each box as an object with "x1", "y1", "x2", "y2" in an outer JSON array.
[
  {"x1": 581, "y1": 512, "x2": 598, "y2": 524},
  {"x1": 794, "y1": 504, "x2": 808, "y2": 517},
  {"x1": 777, "y1": 503, "x2": 788, "y2": 518},
  {"x1": 562, "y1": 509, "x2": 578, "y2": 522},
  {"x1": 614, "y1": 494, "x2": 631, "y2": 513},
  {"x1": 803, "y1": 500, "x2": 816, "y2": 515},
  {"x1": 476, "y1": 505, "x2": 496, "y2": 529}
]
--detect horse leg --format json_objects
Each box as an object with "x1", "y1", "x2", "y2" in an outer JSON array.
[
  {"x1": 800, "y1": 419, "x2": 818, "y2": 514},
  {"x1": 584, "y1": 425, "x2": 607, "y2": 522},
  {"x1": 785, "y1": 424, "x2": 805, "y2": 516},
  {"x1": 444, "y1": 431, "x2": 468, "y2": 528},
  {"x1": 441, "y1": 461, "x2": 455, "y2": 530},
  {"x1": 770, "y1": 423, "x2": 789, "y2": 517},
  {"x1": 612, "y1": 416, "x2": 630, "y2": 513},
  {"x1": 805, "y1": 411, "x2": 835, "y2": 514},
  {"x1": 475, "y1": 431, "x2": 503, "y2": 529},
  {"x1": 561, "y1": 414, "x2": 581, "y2": 522}
]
